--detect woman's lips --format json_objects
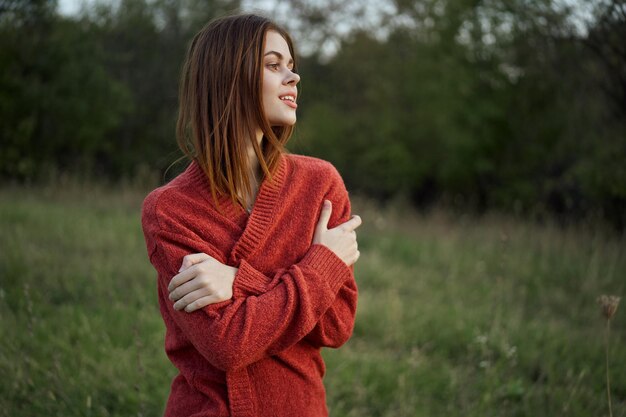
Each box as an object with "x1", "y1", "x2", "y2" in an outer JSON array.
[
  {"x1": 279, "y1": 94, "x2": 297, "y2": 109},
  {"x1": 282, "y1": 99, "x2": 297, "y2": 109}
]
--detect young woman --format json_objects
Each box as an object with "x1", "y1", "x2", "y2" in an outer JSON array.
[{"x1": 141, "y1": 13, "x2": 361, "y2": 417}]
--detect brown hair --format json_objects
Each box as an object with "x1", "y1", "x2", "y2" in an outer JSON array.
[{"x1": 176, "y1": 13, "x2": 297, "y2": 209}]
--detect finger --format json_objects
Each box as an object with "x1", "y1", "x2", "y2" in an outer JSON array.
[
  {"x1": 168, "y1": 266, "x2": 198, "y2": 292},
  {"x1": 184, "y1": 294, "x2": 224, "y2": 312},
  {"x1": 315, "y1": 200, "x2": 332, "y2": 232},
  {"x1": 173, "y1": 287, "x2": 212, "y2": 311},
  {"x1": 169, "y1": 277, "x2": 206, "y2": 302},
  {"x1": 179, "y1": 253, "x2": 211, "y2": 272},
  {"x1": 347, "y1": 250, "x2": 360, "y2": 266},
  {"x1": 339, "y1": 215, "x2": 362, "y2": 232}
]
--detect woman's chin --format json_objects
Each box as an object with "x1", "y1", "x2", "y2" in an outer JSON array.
[{"x1": 270, "y1": 118, "x2": 297, "y2": 127}]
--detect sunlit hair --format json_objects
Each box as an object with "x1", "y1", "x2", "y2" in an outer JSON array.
[{"x1": 176, "y1": 13, "x2": 297, "y2": 209}]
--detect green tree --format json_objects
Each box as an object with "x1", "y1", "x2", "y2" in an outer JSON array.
[{"x1": 0, "y1": 0, "x2": 130, "y2": 179}]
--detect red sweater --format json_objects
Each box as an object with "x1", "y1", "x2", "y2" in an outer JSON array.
[{"x1": 141, "y1": 154, "x2": 358, "y2": 417}]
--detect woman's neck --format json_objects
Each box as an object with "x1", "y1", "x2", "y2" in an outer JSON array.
[
  {"x1": 248, "y1": 135, "x2": 263, "y2": 184},
  {"x1": 245, "y1": 132, "x2": 264, "y2": 210}
]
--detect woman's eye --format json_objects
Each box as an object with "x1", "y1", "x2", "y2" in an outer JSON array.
[{"x1": 267, "y1": 63, "x2": 280, "y2": 70}]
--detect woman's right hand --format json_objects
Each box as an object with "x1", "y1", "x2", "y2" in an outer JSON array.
[{"x1": 313, "y1": 200, "x2": 362, "y2": 266}]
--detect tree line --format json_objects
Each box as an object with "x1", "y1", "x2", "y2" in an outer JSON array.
[{"x1": 1, "y1": 0, "x2": 624, "y2": 228}]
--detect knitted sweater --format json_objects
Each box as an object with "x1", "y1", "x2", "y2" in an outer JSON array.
[{"x1": 141, "y1": 153, "x2": 358, "y2": 417}]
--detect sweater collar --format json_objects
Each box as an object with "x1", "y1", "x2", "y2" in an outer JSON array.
[
  {"x1": 184, "y1": 155, "x2": 289, "y2": 263},
  {"x1": 230, "y1": 155, "x2": 288, "y2": 263}
]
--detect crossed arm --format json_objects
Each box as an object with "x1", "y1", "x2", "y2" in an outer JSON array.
[
  {"x1": 166, "y1": 199, "x2": 361, "y2": 349},
  {"x1": 169, "y1": 199, "x2": 360, "y2": 308},
  {"x1": 145, "y1": 199, "x2": 362, "y2": 371}
]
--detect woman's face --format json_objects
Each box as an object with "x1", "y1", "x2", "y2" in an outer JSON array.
[{"x1": 262, "y1": 30, "x2": 300, "y2": 128}]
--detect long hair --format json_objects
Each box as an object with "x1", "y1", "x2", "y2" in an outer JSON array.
[{"x1": 176, "y1": 13, "x2": 297, "y2": 209}]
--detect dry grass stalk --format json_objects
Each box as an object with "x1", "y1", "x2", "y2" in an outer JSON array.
[{"x1": 597, "y1": 295, "x2": 621, "y2": 417}]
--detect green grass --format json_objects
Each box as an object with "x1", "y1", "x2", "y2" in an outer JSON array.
[{"x1": 1, "y1": 184, "x2": 624, "y2": 416}]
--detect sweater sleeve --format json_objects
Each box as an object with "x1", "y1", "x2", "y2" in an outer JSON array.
[
  {"x1": 232, "y1": 174, "x2": 358, "y2": 349},
  {"x1": 305, "y1": 177, "x2": 358, "y2": 348},
  {"x1": 302, "y1": 267, "x2": 357, "y2": 348},
  {"x1": 144, "y1": 210, "x2": 352, "y2": 372},
  {"x1": 234, "y1": 263, "x2": 357, "y2": 349}
]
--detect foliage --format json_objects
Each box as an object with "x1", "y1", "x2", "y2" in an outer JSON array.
[
  {"x1": 0, "y1": 0, "x2": 130, "y2": 179},
  {"x1": 0, "y1": 0, "x2": 624, "y2": 227},
  {"x1": 293, "y1": 0, "x2": 626, "y2": 228}
]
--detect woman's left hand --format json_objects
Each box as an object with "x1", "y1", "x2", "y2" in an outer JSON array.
[{"x1": 168, "y1": 253, "x2": 237, "y2": 313}]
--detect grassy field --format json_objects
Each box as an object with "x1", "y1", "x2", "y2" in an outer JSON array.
[{"x1": 0, "y1": 183, "x2": 624, "y2": 417}]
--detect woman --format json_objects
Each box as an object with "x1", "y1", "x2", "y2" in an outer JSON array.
[{"x1": 142, "y1": 13, "x2": 361, "y2": 417}]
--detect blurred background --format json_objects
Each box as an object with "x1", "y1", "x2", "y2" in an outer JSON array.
[
  {"x1": 1, "y1": 0, "x2": 624, "y2": 416},
  {"x1": 1, "y1": 0, "x2": 625, "y2": 227}
]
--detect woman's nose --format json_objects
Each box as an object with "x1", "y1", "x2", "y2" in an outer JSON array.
[{"x1": 284, "y1": 70, "x2": 300, "y2": 85}]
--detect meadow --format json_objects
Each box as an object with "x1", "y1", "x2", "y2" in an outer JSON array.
[{"x1": 1, "y1": 182, "x2": 624, "y2": 416}]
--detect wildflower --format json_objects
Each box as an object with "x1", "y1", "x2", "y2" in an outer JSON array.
[{"x1": 597, "y1": 295, "x2": 620, "y2": 319}]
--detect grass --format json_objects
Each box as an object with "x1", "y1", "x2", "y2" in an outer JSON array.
[{"x1": 0, "y1": 182, "x2": 624, "y2": 416}]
